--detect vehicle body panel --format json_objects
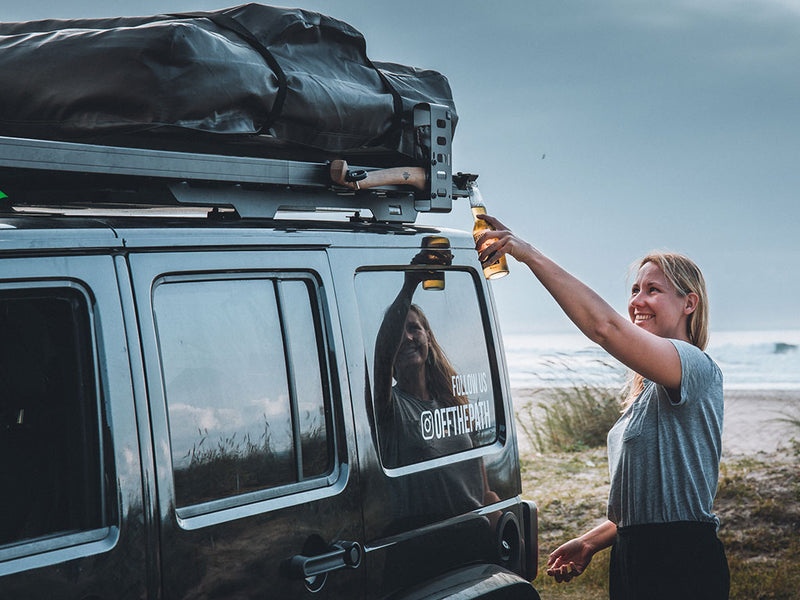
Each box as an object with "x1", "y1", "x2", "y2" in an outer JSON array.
[
  {"x1": 0, "y1": 215, "x2": 537, "y2": 599},
  {"x1": 0, "y1": 251, "x2": 148, "y2": 600}
]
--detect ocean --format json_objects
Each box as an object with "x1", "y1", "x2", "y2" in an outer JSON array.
[{"x1": 502, "y1": 329, "x2": 800, "y2": 391}]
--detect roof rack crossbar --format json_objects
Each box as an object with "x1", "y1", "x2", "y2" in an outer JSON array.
[{"x1": 168, "y1": 182, "x2": 417, "y2": 222}]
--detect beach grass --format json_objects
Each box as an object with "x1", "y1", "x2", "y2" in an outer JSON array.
[
  {"x1": 517, "y1": 389, "x2": 800, "y2": 600},
  {"x1": 516, "y1": 385, "x2": 625, "y2": 453}
]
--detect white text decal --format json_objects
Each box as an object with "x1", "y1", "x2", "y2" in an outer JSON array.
[
  {"x1": 451, "y1": 372, "x2": 489, "y2": 397},
  {"x1": 420, "y1": 401, "x2": 493, "y2": 441}
]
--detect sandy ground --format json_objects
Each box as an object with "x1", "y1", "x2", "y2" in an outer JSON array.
[
  {"x1": 511, "y1": 387, "x2": 800, "y2": 457},
  {"x1": 722, "y1": 389, "x2": 800, "y2": 455}
]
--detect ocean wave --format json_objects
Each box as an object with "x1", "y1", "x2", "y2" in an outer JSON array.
[{"x1": 503, "y1": 329, "x2": 800, "y2": 391}]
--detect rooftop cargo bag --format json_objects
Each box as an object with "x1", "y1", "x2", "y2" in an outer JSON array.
[{"x1": 0, "y1": 3, "x2": 457, "y2": 163}]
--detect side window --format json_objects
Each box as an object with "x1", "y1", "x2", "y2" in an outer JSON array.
[
  {"x1": 0, "y1": 287, "x2": 106, "y2": 548},
  {"x1": 355, "y1": 269, "x2": 499, "y2": 469},
  {"x1": 153, "y1": 276, "x2": 333, "y2": 509}
]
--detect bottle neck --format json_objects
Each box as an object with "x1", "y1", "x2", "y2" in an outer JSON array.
[
  {"x1": 471, "y1": 205, "x2": 487, "y2": 217},
  {"x1": 467, "y1": 183, "x2": 486, "y2": 209}
]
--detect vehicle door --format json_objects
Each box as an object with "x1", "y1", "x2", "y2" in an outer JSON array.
[
  {"x1": 128, "y1": 245, "x2": 363, "y2": 600},
  {"x1": 331, "y1": 241, "x2": 524, "y2": 598},
  {"x1": 0, "y1": 251, "x2": 148, "y2": 600}
]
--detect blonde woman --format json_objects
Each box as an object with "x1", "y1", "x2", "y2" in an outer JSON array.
[{"x1": 476, "y1": 215, "x2": 729, "y2": 600}]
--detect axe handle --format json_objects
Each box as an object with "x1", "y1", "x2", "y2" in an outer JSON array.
[{"x1": 330, "y1": 160, "x2": 426, "y2": 191}]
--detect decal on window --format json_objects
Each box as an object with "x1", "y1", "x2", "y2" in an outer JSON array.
[{"x1": 420, "y1": 400, "x2": 493, "y2": 441}]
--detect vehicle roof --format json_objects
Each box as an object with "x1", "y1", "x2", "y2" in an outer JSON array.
[{"x1": 0, "y1": 210, "x2": 474, "y2": 253}]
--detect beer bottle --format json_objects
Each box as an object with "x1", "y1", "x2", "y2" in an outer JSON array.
[
  {"x1": 469, "y1": 182, "x2": 509, "y2": 280},
  {"x1": 420, "y1": 235, "x2": 449, "y2": 290}
]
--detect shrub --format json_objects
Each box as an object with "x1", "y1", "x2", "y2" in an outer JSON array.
[{"x1": 518, "y1": 384, "x2": 624, "y2": 453}]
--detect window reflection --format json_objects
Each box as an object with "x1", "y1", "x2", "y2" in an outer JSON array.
[
  {"x1": 154, "y1": 277, "x2": 331, "y2": 508},
  {"x1": 279, "y1": 280, "x2": 330, "y2": 479},
  {"x1": 356, "y1": 269, "x2": 497, "y2": 469}
]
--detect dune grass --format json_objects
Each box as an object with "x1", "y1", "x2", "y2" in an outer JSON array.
[{"x1": 516, "y1": 384, "x2": 625, "y2": 453}]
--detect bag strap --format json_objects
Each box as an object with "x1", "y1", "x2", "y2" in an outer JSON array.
[
  {"x1": 172, "y1": 11, "x2": 288, "y2": 133},
  {"x1": 175, "y1": 9, "x2": 404, "y2": 151},
  {"x1": 366, "y1": 60, "x2": 404, "y2": 150},
  {"x1": 348, "y1": 34, "x2": 403, "y2": 149}
]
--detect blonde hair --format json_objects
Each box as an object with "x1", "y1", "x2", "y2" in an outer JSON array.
[{"x1": 624, "y1": 251, "x2": 710, "y2": 405}]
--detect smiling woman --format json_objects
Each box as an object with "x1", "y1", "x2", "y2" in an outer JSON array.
[
  {"x1": 475, "y1": 213, "x2": 729, "y2": 600},
  {"x1": 629, "y1": 262, "x2": 695, "y2": 337},
  {"x1": 629, "y1": 252, "x2": 709, "y2": 350}
]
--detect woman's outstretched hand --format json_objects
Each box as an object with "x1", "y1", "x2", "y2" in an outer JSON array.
[
  {"x1": 545, "y1": 521, "x2": 616, "y2": 584},
  {"x1": 474, "y1": 214, "x2": 536, "y2": 265},
  {"x1": 546, "y1": 537, "x2": 594, "y2": 583}
]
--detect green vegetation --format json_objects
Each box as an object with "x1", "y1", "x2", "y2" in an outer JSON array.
[
  {"x1": 775, "y1": 409, "x2": 800, "y2": 432},
  {"x1": 519, "y1": 445, "x2": 612, "y2": 599},
  {"x1": 715, "y1": 444, "x2": 800, "y2": 600},
  {"x1": 516, "y1": 384, "x2": 625, "y2": 453},
  {"x1": 517, "y1": 383, "x2": 800, "y2": 600}
]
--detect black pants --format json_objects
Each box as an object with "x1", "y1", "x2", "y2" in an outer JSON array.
[{"x1": 609, "y1": 521, "x2": 730, "y2": 600}]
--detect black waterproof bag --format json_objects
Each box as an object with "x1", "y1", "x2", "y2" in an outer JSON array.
[{"x1": 0, "y1": 3, "x2": 457, "y2": 164}]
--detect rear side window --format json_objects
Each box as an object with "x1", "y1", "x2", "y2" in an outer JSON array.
[
  {"x1": 356, "y1": 269, "x2": 499, "y2": 468},
  {"x1": 153, "y1": 275, "x2": 333, "y2": 509},
  {"x1": 0, "y1": 287, "x2": 106, "y2": 548}
]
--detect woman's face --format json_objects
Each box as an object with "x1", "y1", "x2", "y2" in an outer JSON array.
[
  {"x1": 628, "y1": 262, "x2": 695, "y2": 341},
  {"x1": 394, "y1": 310, "x2": 430, "y2": 373}
]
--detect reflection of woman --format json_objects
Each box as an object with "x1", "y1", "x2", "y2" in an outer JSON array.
[
  {"x1": 476, "y1": 214, "x2": 729, "y2": 600},
  {"x1": 374, "y1": 271, "x2": 469, "y2": 468}
]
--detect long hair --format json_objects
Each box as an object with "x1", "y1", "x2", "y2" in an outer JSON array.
[
  {"x1": 624, "y1": 251, "x2": 710, "y2": 405},
  {"x1": 408, "y1": 304, "x2": 467, "y2": 406}
]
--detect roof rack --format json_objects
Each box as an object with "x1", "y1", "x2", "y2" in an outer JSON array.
[{"x1": 0, "y1": 104, "x2": 469, "y2": 224}]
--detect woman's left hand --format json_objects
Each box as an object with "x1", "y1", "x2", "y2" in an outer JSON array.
[{"x1": 546, "y1": 537, "x2": 593, "y2": 583}]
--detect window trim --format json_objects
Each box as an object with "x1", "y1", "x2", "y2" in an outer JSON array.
[
  {"x1": 151, "y1": 271, "x2": 340, "y2": 518},
  {"x1": 0, "y1": 527, "x2": 116, "y2": 565},
  {"x1": 176, "y1": 469, "x2": 340, "y2": 519}
]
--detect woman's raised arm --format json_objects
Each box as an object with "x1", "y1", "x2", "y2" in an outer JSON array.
[
  {"x1": 475, "y1": 214, "x2": 685, "y2": 390},
  {"x1": 373, "y1": 275, "x2": 421, "y2": 413}
]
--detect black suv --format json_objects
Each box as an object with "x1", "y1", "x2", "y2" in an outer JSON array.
[{"x1": 0, "y1": 134, "x2": 540, "y2": 599}]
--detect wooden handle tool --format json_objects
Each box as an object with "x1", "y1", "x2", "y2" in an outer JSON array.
[{"x1": 330, "y1": 159, "x2": 426, "y2": 191}]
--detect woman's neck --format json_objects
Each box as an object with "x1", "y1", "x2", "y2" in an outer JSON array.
[{"x1": 396, "y1": 370, "x2": 430, "y2": 402}]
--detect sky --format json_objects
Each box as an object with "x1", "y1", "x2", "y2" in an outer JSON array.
[{"x1": 4, "y1": 0, "x2": 800, "y2": 335}]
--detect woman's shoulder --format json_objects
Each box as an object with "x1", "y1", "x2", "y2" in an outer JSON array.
[
  {"x1": 667, "y1": 338, "x2": 723, "y2": 401},
  {"x1": 669, "y1": 339, "x2": 719, "y2": 371}
]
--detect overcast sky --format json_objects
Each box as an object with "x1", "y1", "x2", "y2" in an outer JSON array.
[{"x1": 5, "y1": 0, "x2": 800, "y2": 335}]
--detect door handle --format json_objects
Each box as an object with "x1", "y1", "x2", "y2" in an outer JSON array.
[{"x1": 281, "y1": 540, "x2": 362, "y2": 579}]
